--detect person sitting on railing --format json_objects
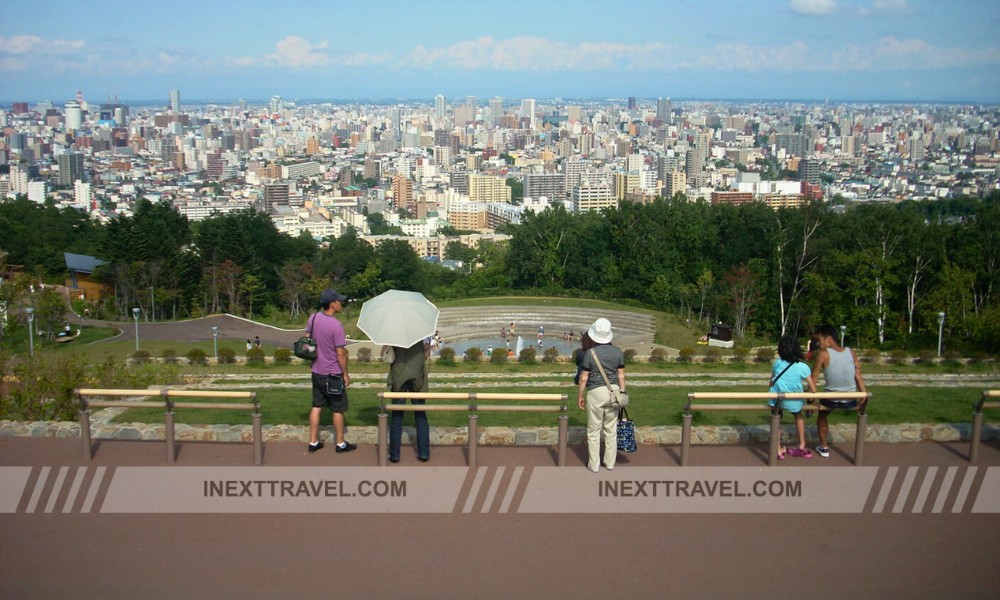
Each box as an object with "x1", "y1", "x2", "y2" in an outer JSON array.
[
  {"x1": 810, "y1": 324, "x2": 868, "y2": 458},
  {"x1": 769, "y1": 335, "x2": 818, "y2": 460}
]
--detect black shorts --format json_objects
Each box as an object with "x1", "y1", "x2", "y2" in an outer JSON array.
[
  {"x1": 819, "y1": 399, "x2": 858, "y2": 410},
  {"x1": 312, "y1": 373, "x2": 348, "y2": 412}
]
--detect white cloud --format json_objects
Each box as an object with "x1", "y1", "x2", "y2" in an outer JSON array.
[
  {"x1": 401, "y1": 36, "x2": 673, "y2": 71},
  {"x1": 0, "y1": 35, "x2": 86, "y2": 72},
  {"x1": 266, "y1": 35, "x2": 331, "y2": 67},
  {"x1": 789, "y1": 0, "x2": 838, "y2": 16},
  {"x1": 831, "y1": 36, "x2": 1000, "y2": 70}
]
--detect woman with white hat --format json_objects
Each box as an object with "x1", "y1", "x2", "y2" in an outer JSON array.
[{"x1": 576, "y1": 318, "x2": 627, "y2": 472}]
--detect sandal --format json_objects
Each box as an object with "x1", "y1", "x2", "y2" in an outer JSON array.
[
  {"x1": 778, "y1": 446, "x2": 787, "y2": 460},
  {"x1": 798, "y1": 448, "x2": 813, "y2": 459},
  {"x1": 787, "y1": 447, "x2": 803, "y2": 457}
]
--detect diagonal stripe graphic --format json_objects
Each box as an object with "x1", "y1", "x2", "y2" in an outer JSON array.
[
  {"x1": 25, "y1": 466, "x2": 50, "y2": 514},
  {"x1": 499, "y1": 466, "x2": 525, "y2": 514},
  {"x1": 932, "y1": 467, "x2": 957, "y2": 513},
  {"x1": 81, "y1": 466, "x2": 107, "y2": 514},
  {"x1": 62, "y1": 467, "x2": 83, "y2": 514},
  {"x1": 911, "y1": 466, "x2": 938, "y2": 514},
  {"x1": 461, "y1": 468, "x2": 487, "y2": 514},
  {"x1": 480, "y1": 467, "x2": 505, "y2": 514},
  {"x1": 892, "y1": 467, "x2": 918, "y2": 514},
  {"x1": 872, "y1": 466, "x2": 898, "y2": 513},
  {"x1": 952, "y1": 467, "x2": 977, "y2": 514},
  {"x1": 44, "y1": 467, "x2": 68, "y2": 514}
]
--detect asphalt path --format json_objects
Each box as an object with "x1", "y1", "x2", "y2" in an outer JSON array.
[{"x1": 2, "y1": 437, "x2": 999, "y2": 599}]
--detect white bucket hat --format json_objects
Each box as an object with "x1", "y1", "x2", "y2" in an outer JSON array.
[{"x1": 588, "y1": 318, "x2": 614, "y2": 344}]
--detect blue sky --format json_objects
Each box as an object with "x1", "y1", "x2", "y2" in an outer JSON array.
[{"x1": 2, "y1": 0, "x2": 999, "y2": 103}]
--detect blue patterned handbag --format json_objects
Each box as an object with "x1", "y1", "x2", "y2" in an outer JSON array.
[{"x1": 617, "y1": 408, "x2": 637, "y2": 453}]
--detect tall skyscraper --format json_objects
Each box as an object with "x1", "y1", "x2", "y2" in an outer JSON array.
[
  {"x1": 656, "y1": 97, "x2": 672, "y2": 124},
  {"x1": 169, "y1": 89, "x2": 181, "y2": 113},
  {"x1": 58, "y1": 152, "x2": 85, "y2": 186},
  {"x1": 435, "y1": 95, "x2": 446, "y2": 119},
  {"x1": 520, "y1": 98, "x2": 536, "y2": 129},
  {"x1": 64, "y1": 101, "x2": 82, "y2": 131},
  {"x1": 489, "y1": 97, "x2": 503, "y2": 126}
]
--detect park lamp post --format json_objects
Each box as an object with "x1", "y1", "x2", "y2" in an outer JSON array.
[
  {"x1": 25, "y1": 307, "x2": 34, "y2": 357},
  {"x1": 839, "y1": 324, "x2": 846, "y2": 347},
  {"x1": 937, "y1": 312, "x2": 946, "y2": 358},
  {"x1": 132, "y1": 307, "x2": 141, "y2": 352},
  {"x1": 212, "y1": 326, "x2": 219, "y2": 359}
]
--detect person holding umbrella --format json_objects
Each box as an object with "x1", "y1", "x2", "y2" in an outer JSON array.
[
  {"x1": 307, "y1": 289, "x2": 356, "y2": 454},
  {"x1": 358, "y1": 290, "x2": 440, "y2": 464},
  {"x1": 386, "y1": 338, "x2": 432, "y2": 462}
]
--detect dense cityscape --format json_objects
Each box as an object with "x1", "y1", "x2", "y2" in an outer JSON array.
[{"x1": 2, "y1": 92, "x2": 998, "y2": 264}]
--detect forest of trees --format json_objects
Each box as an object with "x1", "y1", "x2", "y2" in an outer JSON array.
[{"x1": 1, "y1": 193, "x2": 998, "y2": 352}]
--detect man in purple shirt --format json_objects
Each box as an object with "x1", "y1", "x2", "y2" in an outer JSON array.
[{"x1": 307, "y1": 288, "x2": 356, "y2": 454}]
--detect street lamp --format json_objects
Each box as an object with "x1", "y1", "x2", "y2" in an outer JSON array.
[
  {"x1": 937, "y1": 312, "x2": 946, "y2": 358},
  {"x1": 132, "y1": 307, "x2": 141, "y2": 352},
  {"x1": 839, "y1": 324, "x2": 846, "y2": 347},
  {"x1": 25, "y1": 307, "x2": 34, "y2": 357},
  {"x1": 212, "y1": 326, "x2": 219, "y2": 359}
]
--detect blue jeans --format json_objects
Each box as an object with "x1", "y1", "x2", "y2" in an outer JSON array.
[{"x1": 389, "y1": 382, "x2": 429, "y2": 461}]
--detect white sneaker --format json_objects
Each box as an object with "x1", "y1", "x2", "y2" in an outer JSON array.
[{"x1": 588, "y1": 464, "x2": 599, "y2": 473}]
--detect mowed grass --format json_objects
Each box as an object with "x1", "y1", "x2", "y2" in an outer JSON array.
[{"x1": 112, "y1": 383, "x2": 988, "y2": 429}]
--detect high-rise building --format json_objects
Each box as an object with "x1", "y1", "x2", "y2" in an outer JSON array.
[
  {"x1": 263, "y1": 183, "x2": 289, "y2": 212},
  {"x1": 270, "y1": 96, "x2": 282, "y2": 114},
  {"x1": 435, "y1": 95, "x2": 446, "y2": 119},
  {"x1": 57, "y1": 152, "x2": 85, "y2": 186},
  {"x1": 657, "y1": 97, "x2": 672, "y2": 124},
  {"x1": 523, "y1": 173, "x2": 565, "y2": 201},
  {"x1": 64, "y1": 101, "x2": 83, "y2": 131},
  {"x1": 664, "y1": 170, "x2": 686, "y2": 199},
  {"x1": 627, "y1": 97, "x2": 637, "y2": 111},
  {"x1": 798, "y1": 157, "x2": 820, "y2": 184},
  {"x1": 489, "y1": 97, "x2": 504, "y2": 126},
  {"x1": 572, "y1": 179, "x2": 615, "y2": 212},
  {"x1": 74, "y1": 181, "x2": 93, "y2": 208},
  {"x1": 169, "y1": 89, "x2": 181, "y2": 113},
  {"x1": 391, "y1": 175, "x2": 414, "y2": 210},
  {"x1": 520, "y1": 99, "x2": 536, "y2": 129},
  {"x1": 469, "y1": 174, "x2": 512, "y2": 203}
]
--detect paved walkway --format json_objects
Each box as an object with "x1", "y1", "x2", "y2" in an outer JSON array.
[{"x1": 2, "y1": 437, "x2": 998, "y2": 599}]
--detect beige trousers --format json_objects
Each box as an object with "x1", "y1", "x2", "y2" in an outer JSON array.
[{"x1": 586, "y1": 385, "x2": 620, "y2": 470}]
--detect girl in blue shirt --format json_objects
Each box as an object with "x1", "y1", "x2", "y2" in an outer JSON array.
[{"x1": 769, "y1": 335, "x2": 817, "y2": 459}]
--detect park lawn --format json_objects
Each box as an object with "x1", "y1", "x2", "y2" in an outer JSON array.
[{"x1": 112, "y1": 385, "x2": 987, "y2": 429}]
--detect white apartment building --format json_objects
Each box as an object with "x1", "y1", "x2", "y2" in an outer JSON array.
[{"x1": 572, "y1": 179, "x2": 616, "y2": 212}]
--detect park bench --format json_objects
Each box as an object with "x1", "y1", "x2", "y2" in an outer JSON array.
[
  {"x1": 76, "y1": 388, "x2": 262, "y2": 465},
  {"x1": 969, "y1": 390, "x2": 999, "y2": 464},
  {"x1": 377, "y1": 391, "x2": 568, "y2": 468},
  {"x1": 682, "y1": 391, "x2": 872, "y2": 467}
]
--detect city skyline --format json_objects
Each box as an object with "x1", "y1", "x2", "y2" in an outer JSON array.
[{"x1": 2, "y1": 0, "x2": 999, "y2": 104}]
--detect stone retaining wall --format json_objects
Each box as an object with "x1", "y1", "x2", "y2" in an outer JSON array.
[{"x1": 3, "y1": 419, "x2": 997, "y2": 446}]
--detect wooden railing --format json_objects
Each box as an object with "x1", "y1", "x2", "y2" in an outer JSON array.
[
  {"x1": 76, "y1": 388, "x2": 262, "y2": 465},
  {"x1": 377, "y1": 391, "x2": 568, "y2": 468},
  {"x1": 682, "y1": 391, "x2": 872, "y2": 466}
]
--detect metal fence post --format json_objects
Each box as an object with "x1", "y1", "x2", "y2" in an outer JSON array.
[
  {"x1": 468, "y1": 413, "x2": 478, "y2": 470},
  {"x1": 970, "y1": 411, "x2": 983, "y2": 465},
  {"x1": 80, "y1": 408, "x2": 93, "y2": 460},
  {"x1": 557, "y1": 414, "x2": 568, "y2": 467},
  {"x1": 681, "y1": 412, "x2": 692, "y2": 466},
  {"x1": 377, "y1": 413, "x2": 388, "y2": 467},
  {"x1": 252, "y1": 408, "x2": 263, "y2": 466},
  {"x1": 769, "y1": 400, "x2": 782, "y2": 466}
]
